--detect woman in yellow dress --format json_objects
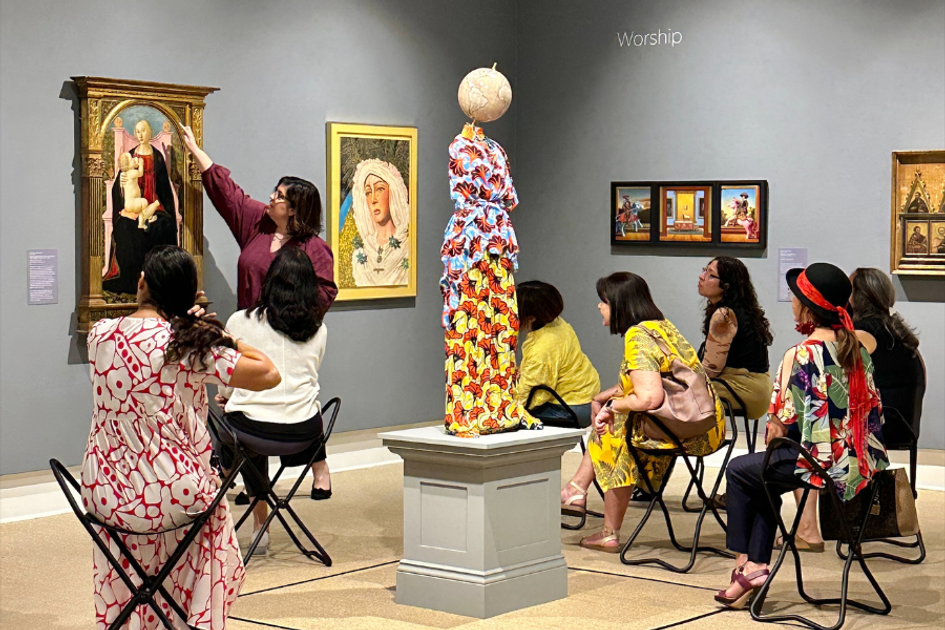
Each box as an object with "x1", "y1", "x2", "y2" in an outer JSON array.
[{"x1": 566, "y1": 272, "x2": 725, "y2": 552}]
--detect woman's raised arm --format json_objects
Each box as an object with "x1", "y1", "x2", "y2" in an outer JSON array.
[{"x1": 181, "y1": 126, "x2": 213, "y2": 173}]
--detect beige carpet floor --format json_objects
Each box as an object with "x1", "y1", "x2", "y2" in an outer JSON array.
[{"x1": 1, "y1": 452, "x2": 942, "y2": 629}]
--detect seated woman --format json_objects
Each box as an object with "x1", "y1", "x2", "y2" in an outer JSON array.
[
  {"x1": 563, "y1": 272, "x2": 726, "y2": 552},
  {"x1": 716, "y1": 262, "x2": 887, "y2": 609},
  {"x1": 218, "y1": 247, "x2": 330, "y2": 555},
  {"x1": 698, "y1": 257, "x2": 773, "y2": 421},
  {"x1": 82, "y1": 245, "x2": 280, "y2": 630},
  {"x1": 515, "y1": 280, "x2": 601, "y2": 428},
  {"x1": 850, "y1": 267, "x2": 922, "y2": 432}
]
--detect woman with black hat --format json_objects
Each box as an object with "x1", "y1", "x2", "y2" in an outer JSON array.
[{"x1": 714, "y1": 262, "x2": 889, "y2": 609}]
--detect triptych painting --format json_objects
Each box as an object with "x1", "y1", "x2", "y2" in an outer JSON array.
[{"x1": 612, "y1": 180, "x2": 768, "y2": 249}]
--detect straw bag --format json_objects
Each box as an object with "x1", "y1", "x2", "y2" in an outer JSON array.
[
  {"x1": 819, "y1": 468, "x2": 919, "y2": 541},
  {"x1": 638, "y1": 327, "x2": 718, "y2": 441}
]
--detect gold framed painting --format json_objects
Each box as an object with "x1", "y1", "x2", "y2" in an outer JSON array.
[
  {"x1": 73, "y1": 76, "x2": 218, "y2": 333},
  {"x1": 327, "y1": 122, "x2": 418, "y2": 300},
  {"x1": 890, "y1": 150, "x2": 945, "y2": 276}
]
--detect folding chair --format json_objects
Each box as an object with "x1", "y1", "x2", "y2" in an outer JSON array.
[
  {"x1": 208, "y1": 397, "x2": 341, "y2": 567},
  {"x1": 681, "y1": 380, "x2": 759, "y2": 513},
  {"x1": 750, "y1": 438, "x2": 891, "y2": 630},
  {"x1": 836, "y1": 351, "x2": 926, "y2": 565},
  {"x1": 618, "y1": 401, "x2": 737, "y2": 573},
  {"x1": 50, "y1": 457, "x2": 244, "y2": 630},
  {"x1": 711, "y1": 377, "x2": 762, "y2": 453},
  {"x1": 524, "y1": 385, "x2": 604, "y2": 530}
]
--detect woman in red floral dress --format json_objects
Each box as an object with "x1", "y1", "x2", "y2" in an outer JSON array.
[{"x1": 81, "y1": 245, "x2": 281, "y2": 629}]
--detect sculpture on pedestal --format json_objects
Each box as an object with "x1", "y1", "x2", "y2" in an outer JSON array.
[{"x1": 440, "y1": 66, "x2": 540, "y2": 437}]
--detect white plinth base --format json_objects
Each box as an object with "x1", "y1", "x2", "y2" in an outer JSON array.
[{"x1": 380, "y1": 426, "x2": 584, "y2": 619}]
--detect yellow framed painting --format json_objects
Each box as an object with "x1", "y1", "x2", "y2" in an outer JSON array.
[{"x1": 327, "y1": 122, "x2": 418, "y2": 300}]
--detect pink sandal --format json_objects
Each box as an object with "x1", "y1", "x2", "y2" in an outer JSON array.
[{"x1": 714, "y1": 568, "x2": 769, "y2": 609}]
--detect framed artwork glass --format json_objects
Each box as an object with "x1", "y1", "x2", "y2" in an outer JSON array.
[
  {"x1": 327, "y1": 122, "x2": 418, "y2": 300},
  {"x1": 719, "y1": 181, "x2": 767, "y2": 248},
  {"x1": 611, "y1": 184, "x2": 652, "y2": 243},
  {"x1": 73, "y1": 77, "x2": 217, "y2": 333},
  {"x1": 659, "y1": 183, "x2": 713, "y2": 243},
  {"x1": 890, "y1": 150, "x2": 945, "y2": 275}
]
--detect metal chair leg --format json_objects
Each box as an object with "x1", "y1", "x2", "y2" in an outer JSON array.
[{"x1": 751, "y1": 472, "x2": 891, "y2": 630}]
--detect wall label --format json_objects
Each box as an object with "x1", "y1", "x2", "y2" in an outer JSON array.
[
  {"x1": 28, "y1": 249, "x2": 58, "y2": 305},
  {"x1": 778, "y1": 248, "x2": 807, "y2": 302}
]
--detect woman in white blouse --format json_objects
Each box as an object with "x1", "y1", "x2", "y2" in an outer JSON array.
[{"x1": 218, "y1": 247, "x2": 330, "y2": 553}]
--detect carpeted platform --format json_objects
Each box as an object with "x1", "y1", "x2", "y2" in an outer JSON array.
[{"x1": 1, "y1": 452, "x2": 942, "y2": 629}]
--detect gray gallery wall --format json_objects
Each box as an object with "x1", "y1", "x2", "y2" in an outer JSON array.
[
  {"x1": 2, "y1": 0, "x2": 944, "y2": 475},
  {"x1": 0, "y1": 0, "x2": 518, "y2": 474},
  {"x1": 514, "y1": 0, "x2": 945, "y2": 448}
]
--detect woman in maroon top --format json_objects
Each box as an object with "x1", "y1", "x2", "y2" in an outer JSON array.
[{"x1": 181, "y1": 126, "x2": 337, "y2": 311}]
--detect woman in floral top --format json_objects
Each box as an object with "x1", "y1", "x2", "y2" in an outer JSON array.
[{"x1": 716, "y1": 262, "x2": 888, "y2": 609}]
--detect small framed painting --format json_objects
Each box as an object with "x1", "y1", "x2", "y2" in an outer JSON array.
[
  {"x1": 658, "y1": 183, "x2": 713, "y2": 243},
  {"x1": 719, "y1": 181, "x2": 768, "y2": 248},
  {"x1": 611, "y1": 184, "x2": 652, "y2": 243},
  {"x1": 327, "y1": 122, "x2": 418, "y2": 300},
  {"x1": 890, "y1": 150, "x2": 945, "y2": 275}
]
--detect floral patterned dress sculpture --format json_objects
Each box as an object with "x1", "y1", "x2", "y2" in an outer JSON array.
[{"x1": 440, "y1": 123, "x2": 540, "y2": 437}]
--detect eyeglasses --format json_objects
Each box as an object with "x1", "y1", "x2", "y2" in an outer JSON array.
[
  {"x1": 270, "y1": 190, "x2": 287, "y2": 203},
  {"x1": 701, "y1": 266, "x2": 720, "y2": 280}
]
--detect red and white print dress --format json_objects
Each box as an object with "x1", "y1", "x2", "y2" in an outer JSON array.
[{"x1": 81, "y1": 317, "x2": 245, "y2": 630}]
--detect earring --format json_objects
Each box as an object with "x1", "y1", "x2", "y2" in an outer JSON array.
[{"x1": 795, "y1": 320, "x2": 816, "y2": 335}]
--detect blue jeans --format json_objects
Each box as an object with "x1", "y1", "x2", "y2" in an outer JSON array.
[{"x1": 528, "y1": 402, "x2": 592, "y2": 428}]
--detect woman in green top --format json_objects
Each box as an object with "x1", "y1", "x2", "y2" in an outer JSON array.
[{"x1": 516, "y1": 281, "x2": 601, "y2": 428}]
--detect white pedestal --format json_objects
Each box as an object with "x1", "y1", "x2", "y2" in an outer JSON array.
[{"x1": 380, "y1": 425, "x2": 584, "y2": 619}]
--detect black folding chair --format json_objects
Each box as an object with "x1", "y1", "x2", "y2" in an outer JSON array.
[
  {"x1": 50, "y1": 457, "x2": 244, "y2": 630},
  {"x1": 618, "y1": 402, "x2": 737, "y2": 573},
  {"x1": 711, "y1": 377, "x2": 762, "y2": 453},
  {"x1": 524, "y1": 385, "x2": 604, "y2": 530},
  {"x1": 837, "y1": 351, "x2": 926, "y2": 565},
  {"x1": 208, "y1": 397, "x2": 341, "y2": 567},
  {"x1": 750, "y1": 438, "x2": 891, "y2": 630}
]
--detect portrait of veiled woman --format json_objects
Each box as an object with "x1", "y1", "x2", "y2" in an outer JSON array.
[{"x1": 328, "y1": 124, "x2": 418, "y2": 300}]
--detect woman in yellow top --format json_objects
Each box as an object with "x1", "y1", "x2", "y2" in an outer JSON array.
[
  {"x1": 567, "y1": 272, "x2": 725, "y2": 552},
  {"x1": 515, "y1": 281, "x2": 601, "y2": 427}
]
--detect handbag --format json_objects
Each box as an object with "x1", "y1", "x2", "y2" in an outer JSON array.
[
  {"x1": 819, "y1": 468, "x2": 920, "y2": 541},
  {"x1": 636, "y1": 327, "x2": 719, "y2": 441}
]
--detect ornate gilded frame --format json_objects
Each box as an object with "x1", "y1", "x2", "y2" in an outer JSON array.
[
  {"x1": 73, "y1": 77, "x2": 218, "y2": 333},
  {"x1": 327, "y1": 122, "x2": 419, "y2": 301},
  {"x1": 890, "y1": 150, "x2": 945, "y2": 276}
]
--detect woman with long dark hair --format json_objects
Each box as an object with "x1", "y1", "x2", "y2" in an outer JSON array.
[
  {"x1": 218, "y1": 247, "x2": 331, "y2": 554},
  {"x1": 850, "y1": 268, "x2": 921, "y2": 431},
  {"x1": 82, "y1": 245, "x2": 280, "y2": 630},
  {"x1": 698, "y1": 257, "x2": 773, "y2": 420},
  {"x1": 716, "y1": 263, "x2": 888, "y2": 609},
  {"x1": 562, "y1": 272, "x2": 725, "y2": 552}
]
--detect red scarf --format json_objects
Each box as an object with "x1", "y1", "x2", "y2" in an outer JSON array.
[{"x1": 796, "y1": 271, "x2": 872, "y2": 479}]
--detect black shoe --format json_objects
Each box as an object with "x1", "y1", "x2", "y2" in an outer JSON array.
[
  {"x1": 234, "y1": 491, "x2": 250, "y2": 506},
  {"x1": 310, "y1": 486, "x2": 332, "y2": 501},
  {"x1": 630, "y1": 487, "x2": 654, "y2": 502}
]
